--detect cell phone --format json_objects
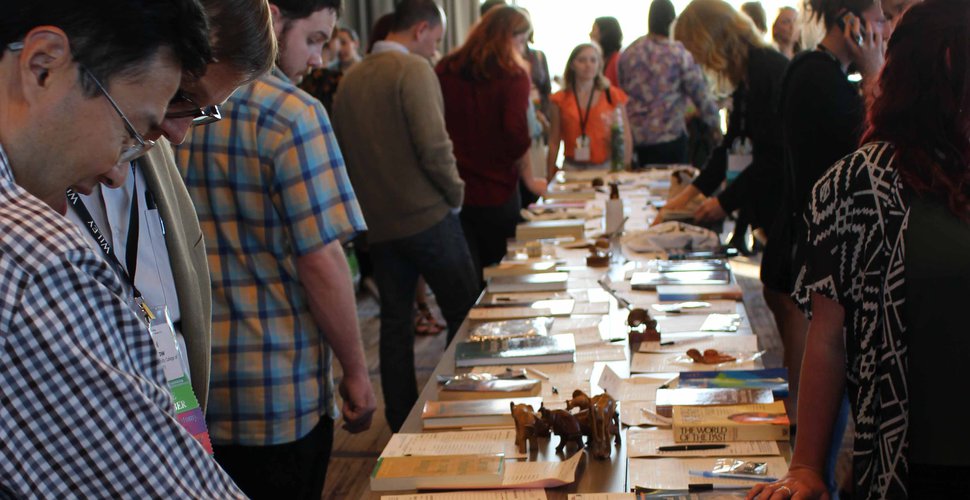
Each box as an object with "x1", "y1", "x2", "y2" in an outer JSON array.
[{"x1": 836, "y1": 9, "x2": 866, "y2": 46}]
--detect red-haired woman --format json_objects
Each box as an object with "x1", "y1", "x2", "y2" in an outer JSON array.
[
  {"x1": 436, "y1": 6, "x2": 537, "y2": 279},
  {"x1": 748, "y1": 0, "x2": 970, "y2": 498}
]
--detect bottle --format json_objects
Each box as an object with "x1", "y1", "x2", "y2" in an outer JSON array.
[
  {"x1": 610, "y1": 107, "x2": 624, "y2": 172},
  {"x1": 605, "y1": 182, "x2": 624, "y2": 235}
]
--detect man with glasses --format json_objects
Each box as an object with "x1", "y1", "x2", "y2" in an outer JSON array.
[
  {"x1": 0, "y1": 0, "x2": 246, "y2": 496},
  {"x1": 62, "y1": 0, "x2": 276, "y2": 430},
  {"x1": 177, "y1": 0, "x2": 375, "y2": 497}
]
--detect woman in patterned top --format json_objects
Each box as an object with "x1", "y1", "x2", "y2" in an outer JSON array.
[{"x1": 749, "y1": 0, "x2": 970, "y2": 498}]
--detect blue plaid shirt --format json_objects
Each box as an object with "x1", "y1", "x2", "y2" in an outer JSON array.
[
  {"x1": 0, "y1": 145, "x2": 242, "y2": 497},
  {"x1": 177, "y1": 68, "x2": 366, "y2": 446}
]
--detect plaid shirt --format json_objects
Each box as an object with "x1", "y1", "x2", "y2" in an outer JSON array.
[
  {"x1": 0, "y1": 145, "x2": 242, "y2": 498},
  {"x1": 177, "y1": 68, "x2": 365, "y2": 446}
]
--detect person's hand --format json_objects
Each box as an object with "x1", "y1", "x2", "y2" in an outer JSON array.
[
  {"x1": 844, "y1": 15, "x2": 885, "y2": 80},
  {"x1": 746, "y1": 466, "x2": 830, "y2": 499},
  {"x1": 528, "y1": 177, "x2": 549, "y2": 197},
  {"x1": 693, "y1": 197, "x2": 727, "y2": 222},
  {"x1": 338, "y1": 370, "x2": 376, "y2": 434}
]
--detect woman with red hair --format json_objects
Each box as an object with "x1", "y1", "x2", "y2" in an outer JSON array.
[
  {"x1": 748, "y1": 0, "x2": 970, "y2": 498},
  {"x1": 436, "y1": 6, "x2": 537, "y2": 279}
]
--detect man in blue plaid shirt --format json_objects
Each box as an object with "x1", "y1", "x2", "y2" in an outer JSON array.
[
  {"x1": 0, "y1": 1, "x2": 243, "y2": 497},
  {"x1": 177, "y1": 0, "x2": 376, "y2": 497}
]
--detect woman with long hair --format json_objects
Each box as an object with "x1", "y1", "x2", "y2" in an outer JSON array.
[
  {"x1": 546, "y1": 43, "x2": 632, "y2": 177},
  {"x1": 748, "y1": 0, "x2": 970, "y2": 498},
  {"x1": 661, "y1": 0, "x2": 788, "y2": 248},
  {"x1": 590, "y1": 16, "x2": 623, "y2": 85},
  {"x1": 771, "y1": 6, "x2": 803, "y2": 58},
  {"x1": 436, "y1": 6, "x2": 538, "y2": 278}
]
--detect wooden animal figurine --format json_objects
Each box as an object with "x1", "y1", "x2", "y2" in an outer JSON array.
[
  {"x1": 566, "y1": 389, "x2": 591, "y2": 411},
  {"x1": 538, "y1": 406, "x2": 584, "y2": 454},
  {"x1": 589, "y1": 392, "x2": 620, "y2": 459},
  {"x1": 510, "y1": 402, "x2": 546, "y2": 453}
]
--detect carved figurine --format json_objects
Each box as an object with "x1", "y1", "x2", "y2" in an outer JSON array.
[
  {"x1": 627, "y1": 308, "x2": 660, "y2": 343},
  {"x1": 510, "y1": 402, "x2": 547, "y2": 453},
  {"x1": 686, "y1": 348, "x2": 737, "y2": 364},
  {"x1": 567, "y1": 390, "x2": 621, "y2": 459},
  {"x1": 566, "y1": 389, "x2": 590, "y2": 411},
  {"x1": 538, "y1": 406, "x2": 585, "y2": 453}
]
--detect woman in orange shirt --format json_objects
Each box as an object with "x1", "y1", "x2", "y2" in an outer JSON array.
[{"x1": 547, "y1": 43, "x2": 633, "y2": 178}]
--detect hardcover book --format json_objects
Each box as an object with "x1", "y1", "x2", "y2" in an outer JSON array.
[
  {"x1": 482, "y1": 261, "x2": 559, "y2": 278},
  {"x1": 654, "y1": 388, "x2": 775, "y2": 418},
  {"x1": 677, "y1": 368, "x2": 790, "y2": 398},
  {"x1": 422, "y1": 397, "x2": 542, "y2": 429},
  {"x1": 630, "y1": 270, "x2": 731, "y2": 290},
  {"x1": 438, "y1": 378, "x2": 542, "y2": 401},
  {"x1": 657, "y1": 283, "x2": 743, "y2": 301},
  {"x1": 515, "y1": 219, "x2": 586, "y2": 241},
  {"x1": 673, "y1": 401, "x2": 790, "y2": 443},
  {"x1": 486, "y1": 273, "x2": 569, "y2": 293},
  {"x1": 455, "y1": 334, "x2": 576, "y2": 368}
]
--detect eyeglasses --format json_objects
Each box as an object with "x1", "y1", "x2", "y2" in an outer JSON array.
[{"x1": 165, "y1": 90, "x2": 223, "y2": 126}]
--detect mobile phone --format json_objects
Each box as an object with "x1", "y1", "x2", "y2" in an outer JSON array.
[{"x1": 836, "y1": 9, "x2": 866, "y2": 46}]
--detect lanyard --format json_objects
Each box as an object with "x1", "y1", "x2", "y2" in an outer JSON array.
[
  {"x1": 66, "y1": 164, "x2": 151, "y2": 319},
  {"x1": 574, "y1": 88, "x2": 596, "y2": 137}
]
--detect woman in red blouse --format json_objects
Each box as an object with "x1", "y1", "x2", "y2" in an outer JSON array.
[{"x1": 436, "y1": 6, "x2": 535, "y2": 279}]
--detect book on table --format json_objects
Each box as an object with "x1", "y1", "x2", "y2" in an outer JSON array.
[
  {"x1": 467, "y1": 299, "x2": 575, "y2": 320},
  {"x1": 654, "y1": 387, "x2": 775, "y2": 418},
  {"x1": 486, "y1": 272, "x2": 569, "y2": 293},
  {"x1": 437, "y1": 378, "x2": 542, "y2": 401},
  {"x1": 673, "y1": 400, "x2": 790, "y2": 443},
  {"x1": 370, "y1": 454, "x2": 504, "y2": 491},
  {"x1": 657, "y1": 283, "x2": 743, "y2": 301},
  {"x1": 455, "y1": 334, "x2": 576, "y2": 367},
  {"x1": 630, "y1": 270, "x2": 732, "y2": 290},
  {"x1": 677, "y1": 368, "x2": 790, "y2": 398},
  {"x1": 514, "y1": 219, "x2": 586, "y2": 241},
  {"x1": 482, "y1": 260, "x2": 559, "y2": 278},
  {"x1": 422, "y1": 396, "x2": 542, "y2": 429}
]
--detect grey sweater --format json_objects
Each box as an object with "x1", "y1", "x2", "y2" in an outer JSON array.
[{"x1": 333, "y1": 50, "x2": 464, "y2": 243}]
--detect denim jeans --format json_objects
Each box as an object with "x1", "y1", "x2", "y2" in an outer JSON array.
[{"x1": 369, "y1": 213, "x2": 479, "y2": 431}]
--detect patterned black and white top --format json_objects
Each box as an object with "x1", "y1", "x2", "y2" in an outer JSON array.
[
  {"x1": 0, "y1": 145, "x2": 243, "y2": 498},
  {"x1": 793, "y1": 141, "x2": 909, "y2": 499}
]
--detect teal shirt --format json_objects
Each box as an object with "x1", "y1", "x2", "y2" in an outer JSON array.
[{"x1": 904, "y1": 194, "x2": 970, "y2": 466}]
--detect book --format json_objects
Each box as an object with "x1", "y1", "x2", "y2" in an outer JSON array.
[
  {"x1": 656, "y1": 259, "x2": 729, "y2": 273},
  {"x1": 515, "y1": 220, "x2": 585, "y2": 241},
  {"x1": 455, "y1": 334, "x2": 576, "y2": 368},
  {"x1": 654, "y1": 388, "x2": 775, "y2": 418},
  {"x1": 657, "y1": 283, "x2": 743, "y2": 301},
  {"x1": 677, "y1": 368, "x2": 790, "y2": 398},
  {"x1": 370, "y1": 454, "x2": 504, "y2": 491},
  {"x1": 541, "y1": 190, "x2": 597, "y2": 202},
  {"x1": 482, "y1": 261, "x2": 559, "y2": 278},
  {"x1": 421, "y1": 397, "x2": 542, "y2": 429},
  {"x1": 630, "y1": 270, "x2": 731, "y2": 290},
  {"x1": 467, "y1": 299, "x2": 575, "y2": 320},
  {"x1": 438, "y1": 378, "x2": 542, "y2": 401},
  {"x1": 673, "y1": 401, "x2": 790, "y2": 443},
  {"x1": 486, "y1": 273, "x2": 569, "y2": 293}
]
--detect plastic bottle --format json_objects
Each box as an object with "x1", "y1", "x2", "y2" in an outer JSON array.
[
  {"x1": 605, "y1": 182, "x2": 624, "y2": 235},
  {"x1": 610, "y1": 107, "x2": 624, "y2": 172}
]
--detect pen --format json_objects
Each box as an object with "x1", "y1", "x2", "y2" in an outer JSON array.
[
  {"x1": 525, "y1": 367, "x2": 550, "y2": 380},
  {"x1": 658, "y1": 374, "x2": 679, "y2": 389},
  {"x1": 659, "y1": 335, "x2": 714, "y2": 346},
  {"x1": 640, "y1": 407, "x2": 672, "y2": 424},
  {"x1": 657, "y1": 444, "x2": 728, "y2": 452},
  {"x1": 688, "y1": 470, "x2": 779, "y2": 482},
  {"x1": 596, "y1": 278, "x2": 632, "y2": 310},
  {"x1": 688, "y1": 483, "x2": 753, "y2": 492}
]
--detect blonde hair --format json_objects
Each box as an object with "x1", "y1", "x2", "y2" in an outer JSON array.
[
  {"x1": 674, "y1": 0, "x2": 765, "y2": 85},
  {"x1": 562, "y1": 43, "x2": 610, "y2": 92}
]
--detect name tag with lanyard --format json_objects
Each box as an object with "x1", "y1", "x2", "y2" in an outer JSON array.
[
  {"x1": 573, "y1": 88, "x2": 596, "y2": 162},
  {"x1": 65, "y1": 167, "x2": 213, "y2": 454}
]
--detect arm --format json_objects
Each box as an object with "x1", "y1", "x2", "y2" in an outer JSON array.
[
  {"x1": 519, "y1": 150, "x2": 547, "y2": 197},
  {"x1": 746, "y1": 293, "x2": 844, "y2": 500},
  {"x1": 546, "y1": 102, "x2": 562, "y2": 180},
  {"x1": 296, "y1": 242, "x2": 376, "y2": 433},
  {"x1": 401, "y1": 62, "x2": 464, "y2": 208}
]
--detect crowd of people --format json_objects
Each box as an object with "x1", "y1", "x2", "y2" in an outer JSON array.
[{"x1": 0, "y1": 0, "x2": 964, "y2": 498}]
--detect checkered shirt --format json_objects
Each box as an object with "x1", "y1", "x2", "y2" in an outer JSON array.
[
  {"x1": 0, "y1": 145, "x2": 242, "y2": 498},
  {"x1": 176, "y1": 68, "x2": 366, "y2": 446}
]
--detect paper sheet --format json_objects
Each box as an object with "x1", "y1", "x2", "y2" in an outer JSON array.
[
  {"x1": 631, "y1": 352, "x2": 763, "y2": 373},
  {"x1": 569, "y1": 326, "x2": 611, "y2": 347},
  {"x1": 382, "y1": 489, "x2": 548, "y2": 500},
  {"x1": 575, "y1": 343, "x2": 626, "y2": 363},
  {"x1": 619, "y1": 400, "x2": 671, "y2": 428},
  {"x1": 639, "y1": 334, "x2": 759, "y2": 354},
  {"x1": 572, "y1": 302, "x2": 611, "y2": 315},
  {"x1": 597, "y1": 365, "x2": 666, "y2": 402},
  {"x1": 628, "y1": 456, "x2": 789, "y2": 490},
  {"x1": 627, "y1": 428, "x2": 781, "y2": 458},
  {"x1": 568, "y1": 494, "x2": 634, "y2": 500},
  {"x1": 552, "y1": 316, "x2": 608, "y2": 334},
  {"x1": 472, "y1": 364, "x2": 594, "y2": 403},
  {"x1": 381, "y1": 430, "x2": 526, "y2": 459},
  {"x1": 502, "y1": 451, "x2": 583, "y2": 487}
]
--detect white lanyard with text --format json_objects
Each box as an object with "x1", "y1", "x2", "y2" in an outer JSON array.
[{"x1": 573, "y1": 88, "x2": 596, "y2": 162}]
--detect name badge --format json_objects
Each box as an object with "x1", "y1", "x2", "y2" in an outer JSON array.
[
  {"x1": 727, "y1": 137, "x2": 752, "y2": 184},
  {"x1": 148, "y1": 306, "x2": 186, "y2": 382},
  {"x1": 574, "y1": 135, "x2": 591, "y2": 162}
]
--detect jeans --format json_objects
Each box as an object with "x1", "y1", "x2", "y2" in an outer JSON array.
[
  {"x1": 369, "y1": 213, "x2": 479, "y2": 431},
  {"x1": 634, "y1": 134, "x2": 689, "y2": 167},
  {"x1": 212, "y1": 416, "x2": 333, "y2": 500},
  {"x1": 460, "y1": 188, "x2": 521, "y2": 284}
]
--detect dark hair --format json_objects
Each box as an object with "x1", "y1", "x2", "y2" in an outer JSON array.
[
  {"x1": 862, "y1": 0, "x2": 970, "y2": 221},
  {"x1": 391, "y1": 0, "x2": 444, "y2": 32},
  {"x1": 367, "y1": 13, "x2": 394, "y2": 53},
  {"x1": 480, "y1": 0, "x2": 507, "y2": 17},
  {"x1": 1, "y1": 0, "x2": 211, "y2": 97},
  {"x1": 740, "y1": 1, "x2": 768, "y2": 33},
  {"x1": 808, "y1": 0, "x2": 878, "y2": 28},
  {"x1": 337, "y1": 26, "x2": 359, "y2": 43},
  {"x1": 649, "y1": 0, "x2": 677, "y2": 37},
  {"x1": 202, "y1": 0, "x2": 275, "y2": 80},
  {"x1": 438, "y1": 6, "x2": 530, "y2": 81},
  {"x1": 272, "y1": 0, "x2": 342, "y2": 20},
  {"x1": 594, "y1": 17, "x2": 622, "y2": 62}
]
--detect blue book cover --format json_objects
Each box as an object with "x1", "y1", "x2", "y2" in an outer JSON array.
[{"x1": 677, "y1": 368, "x2": 789, "y2": 398}]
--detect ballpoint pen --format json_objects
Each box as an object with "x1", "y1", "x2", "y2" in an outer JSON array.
[
  {"x1": 659, "y1": 335, "x2": 714, "y2": 346},
  {"x1": 657, "y1": 444, "x2": 728, "y2": 452}
]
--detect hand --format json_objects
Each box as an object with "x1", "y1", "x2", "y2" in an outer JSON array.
[
  {"x1": 528, "y1": 178, "x2": 549, "y2": 197},
  {"x1": 746, "y1": 466, "x2": 830, "y2": 500},
  {"x1": 844, "y1": 15, "x2": 885, "y2": 80},
  {"x1": 693, "y1": 197, "x2": 727, "y2": 222},
  {"x1": 338, "y1": 370, "x2": 376, "y2": 434}
]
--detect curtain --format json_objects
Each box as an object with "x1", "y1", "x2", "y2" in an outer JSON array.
[{"x1": 341, "y1": 0, "x2": 479, "y2": 55}]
